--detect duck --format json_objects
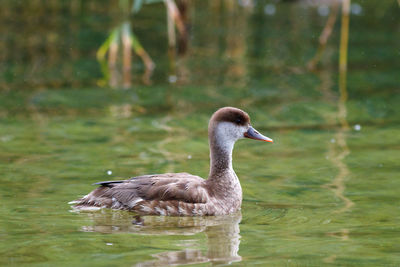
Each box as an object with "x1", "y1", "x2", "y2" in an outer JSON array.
[{"x1": 71, "y1": 107, "x2": 273, "y2": 216}]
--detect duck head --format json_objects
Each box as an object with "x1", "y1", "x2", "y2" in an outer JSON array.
[{"x1": 209, "y1": 107, "x2": 273, "y2": 149}]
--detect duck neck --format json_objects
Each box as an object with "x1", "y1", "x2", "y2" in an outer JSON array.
[
  {"x1": 208, "y1": 129, "x2": 236, "y2": 180},
  {"x1": 206, "y1": 122, "x2": 243, "y2": 209}
]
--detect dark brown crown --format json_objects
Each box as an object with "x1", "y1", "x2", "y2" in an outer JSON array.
[{"x1": 211, "y1": 107, "x2": 250, "y2": 126}]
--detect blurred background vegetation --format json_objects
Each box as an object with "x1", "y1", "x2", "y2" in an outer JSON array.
[{"x1": 1, "y1": 0, "x2": 398, "y2": 91}]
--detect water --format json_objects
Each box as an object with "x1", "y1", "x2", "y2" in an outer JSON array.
[{"x1": 1, "y1": 0, "x2": 400, "y2": 266}]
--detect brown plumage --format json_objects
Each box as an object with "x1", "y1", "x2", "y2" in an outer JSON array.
[{"x1": 71, "y1": 107, "x2": 273, "y2": 216}]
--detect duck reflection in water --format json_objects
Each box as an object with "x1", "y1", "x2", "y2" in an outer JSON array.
[{"x1": 80, "y1": 210, "x2": 242, "y2": 265}]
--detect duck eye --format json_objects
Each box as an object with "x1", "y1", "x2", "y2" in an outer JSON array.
[{"x1": 235, "y1": 118, "x2": 242, "y2": 124}]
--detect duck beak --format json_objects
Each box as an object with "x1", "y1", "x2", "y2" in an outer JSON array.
[{"x1": 244, "y1": 126, "x2": 273, "y2": 143}]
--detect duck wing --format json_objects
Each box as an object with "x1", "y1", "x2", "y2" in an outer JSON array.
[{"x1": 72, "y1": 173, "x2": 210, "y2": 212}]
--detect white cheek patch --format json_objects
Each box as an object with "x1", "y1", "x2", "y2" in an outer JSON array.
[{"x1": 215, "y1": 122, "x2": 247, "y2": 153}]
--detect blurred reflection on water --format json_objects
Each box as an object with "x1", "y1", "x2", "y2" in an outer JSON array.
[{"x1": 322, "y1": 0, "x2": 354, "y2": 215}]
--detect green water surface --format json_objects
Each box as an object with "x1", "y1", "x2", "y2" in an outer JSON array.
[{"x1": 1, "y1": 1, "x2": 399, "y2": 266}]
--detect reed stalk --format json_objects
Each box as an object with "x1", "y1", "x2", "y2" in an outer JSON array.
[
  {"x1": 308, "y1": 2, "x2": 340, "y2": 70},
  {"x1": 108, "y1": 29, "x2": 120, "y2": 88},
  {"x1": 164, "y1": 0, "x2": 186, "y2": 37},
  {"x1": 164, "y1": 0, "x2": 185, "y2": 81},
  {"x1": 338, "y1": 0, "x2": 350, "y2": 130},
  {"x1": 130, "y1": 34, "x2": 155, "y2": 84},
  {"x1": 122, "y1": 22, "x2": 132, "y2": 88},
  {"x1": 166, "y1": 0, "x2": 176, "y2": 49}
]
